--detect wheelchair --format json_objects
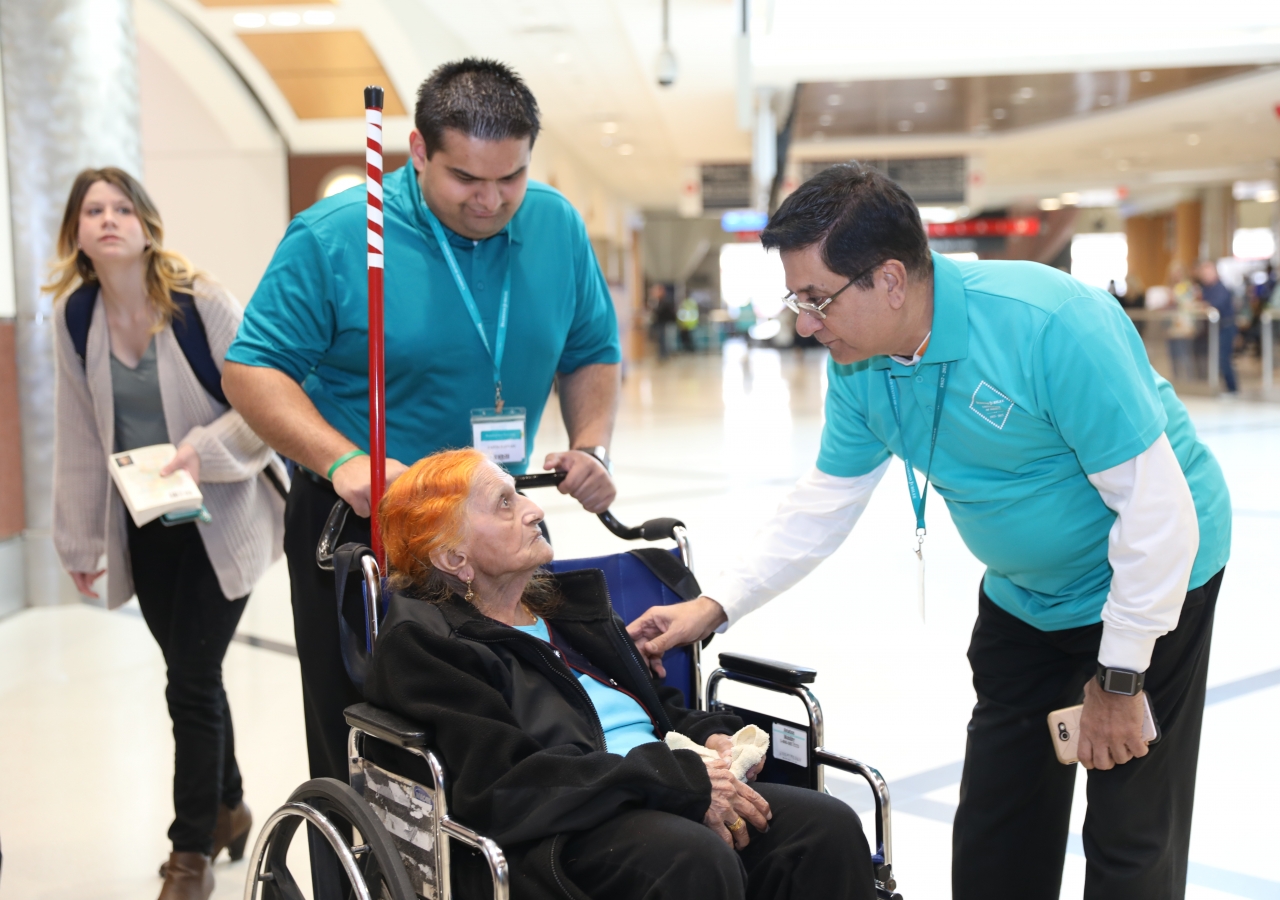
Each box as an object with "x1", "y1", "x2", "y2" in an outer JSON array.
[{"x1": 245, "y1": 473, "x2": 903, "y2": 900}]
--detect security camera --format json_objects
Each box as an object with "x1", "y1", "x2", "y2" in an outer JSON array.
[{"x1": 656, "y1": 46, "x2": 678, "y2": 88}]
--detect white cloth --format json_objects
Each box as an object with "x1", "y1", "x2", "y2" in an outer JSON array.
[
  {"x1": 665, "y1": 725, "x2": 770, "y2": 780},
  {"x1": 703, "y1": 436, "x2": 1198, "y2": 673}
]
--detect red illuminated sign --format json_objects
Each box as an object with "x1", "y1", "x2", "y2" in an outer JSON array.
[{"x1": 928, "y1": 217, "x2": 1041, "y2": 238}]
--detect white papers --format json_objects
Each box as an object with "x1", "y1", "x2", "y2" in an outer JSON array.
[{"x1": 108, "y1": 444, "x2": 203, "y2": 527}]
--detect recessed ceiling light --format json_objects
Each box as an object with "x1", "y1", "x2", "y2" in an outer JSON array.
[
  {"x1": 1138, "y1": 70, "x2": 1154, "y2": 82},
  {"x1": 1018, "y1": 86, "x2": 1034, "y2": 99},
  {"x1": 601, "y1": 121, "x2": 619, "y2": 134},
  {"x1": 898, "y1": 119, "x2": 913, "y2": 131},
  {"x1": 933, "y1": 79, "x2": 948, "y2": 91},
  {"x1": 617, "y1": 144, "x2": 634, "y2": 156},
  {"x1": 268, "y1": 11, "x2": 301, "y2": 26},
  {"x1": 303, "y1": 10, "x2": 335, "y2": 25},
  {"x1": 1039, "y1": 198, "x2": 1062, "y2": 211},
  {"x1": 232, "y1": 12, "x2": 265, "y2": 27},
  {"x1": 1060, "y1": 192, "x2": 1080, "y2": 205},
  {"x1": 992, "y1": 108, "x2": 1007, "y2": 120},
  {"x1": 1186, "y1": 133, "x2": 1201, "y2": 145},
  {"x1": 913, "y1": 101, "x2": 927, "y2": 114},
  {"x1": 1098, "y1": 95, "x2": 1112, "y2": 107},
  {"x1": 826, "y1": 94, "x2": 842, "y2": 106},
  {"x1": 818, "y1": 113, "x2": 833, "y2": 126}
]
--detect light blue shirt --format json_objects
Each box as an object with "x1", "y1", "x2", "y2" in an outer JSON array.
[
  {"x1": 817, "y1": 252, "x2": 1231, "y2": 631},
  {"x1": 226, "y1": 165, "x2": 621, "y2": 470},
  {"x1": 514, "y1": 618, "x2": 660, "y2": 756}
]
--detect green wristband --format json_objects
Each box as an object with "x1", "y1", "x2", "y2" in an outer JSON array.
[{"x1": 326, "y1": 449, "x2": 368, "y2": 481}]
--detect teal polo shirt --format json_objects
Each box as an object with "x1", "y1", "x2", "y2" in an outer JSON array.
[
  {"x1": 227, "y1": 165, "x2": 621, "y2": 470},
  {"x1": 818, "y1": 252, "x2": 1231, "y2": 631}
]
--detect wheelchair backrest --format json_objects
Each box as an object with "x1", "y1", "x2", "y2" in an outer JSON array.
[{"x1": 546, "y1": 549, "x2": 697, "y2": 707}]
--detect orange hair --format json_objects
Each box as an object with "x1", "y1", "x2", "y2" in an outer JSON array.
[{"x1": 380, "y1": 448, "x2": 487, "y2": 596}]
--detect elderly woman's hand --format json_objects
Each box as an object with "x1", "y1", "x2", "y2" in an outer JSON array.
[
  {"x1": 704, "y1": 733, "x2": 765, "y2": 782},
  {"x1": 701, "y1": 758, "x2": 771, "y2": 850}
]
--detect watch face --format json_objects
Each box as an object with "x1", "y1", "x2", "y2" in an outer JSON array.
[{"x1": 1105, "y1": 670, "x2": 1137, "y2": 695}]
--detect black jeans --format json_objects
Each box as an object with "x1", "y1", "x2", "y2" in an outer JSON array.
[
  {"x1": 128, "y1": 518, "x2": 248, "y2": 855},
  {"x1": 561, "y1": 783, "x2": 877, "y2": 900},
  {"x1": 953, "y1": 569, "x2": 1223, "y2": 900},
  {"x1": 284, "y1": 472, "x2": 369, "y2": 781}
]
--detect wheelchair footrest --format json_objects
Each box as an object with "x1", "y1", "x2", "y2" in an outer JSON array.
[{"x1": 345, "y1": 702, "x2": 428, "y2": 748}]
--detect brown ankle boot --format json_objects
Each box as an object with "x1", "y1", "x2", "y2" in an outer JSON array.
[
  {"x1": 212, "y1": 801, "x2": 253, "y2": 861},
  {"x1": 158, "y1": 852, "x2": 213, "y2": 900},
  {"x1": 159, "y1": 801, "x2": 253, "y2": 877}
]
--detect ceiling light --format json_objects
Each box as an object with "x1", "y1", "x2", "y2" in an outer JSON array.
[
  {"x1": 933, "y1": 79, "x2": 948, "y2": 91},
  {"x1": 1186, "y1": 133, "x2": 1201, "y2": 145},
  {"x1": 302, "y1": 10, "x2": 335, "y2": 25},
  {"x1": 268, "y1": 11, "x2": 301, "y2": 26},
  {"x1": 618, "y1": 144, "x2": 634, "y2": 156},
  {"x1": 1138, "y1": 70, "x2": 1154, "y2": 82},
  {"x1": 601, "y1": 122, "x2": 618, "y2": 134},
  {"x1": 827, "y1": 94, "x2": 842, "y2": 106},
  {"x1": 1257, "y1": 189, "x2": 1278, "y2": 203},
  {"x1": 818, "y1": 113, "x2": 833, "y2": 126},
  {"x1": 898, "y1": 119, "x2": 913, "y2": 131},
  {"x1": 320, "y1": 170, "x2": 364, "y2": 199},
  {"x1": 992, "y1": 108, "x2": 1007, "y2": 120},
  {"x1": 1018, "y1": 87, "x2": 1034, "y2": 99},
  {"x1": 1061, "y1": 192, "x2": 1080, "y2": 205},
  {"x1": 913, "y1": 101, "x2": 927, "y2": 114},
  {"x1": 1039, "y1": 198, "x2": 1062, "y2": 211},
  {"x1": 917, "y1": 206, "x2": 959, "y2": 224},
  {"x1": 232, "y1": 12, "x2": 265, "y2": 27},
  {"x1": 1098, "y1": 95, "x2": 1112, "y2": 107}
]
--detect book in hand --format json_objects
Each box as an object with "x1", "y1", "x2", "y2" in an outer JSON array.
[{"x1": 108, "y1": 444, "x2": 204, "y2": 527}]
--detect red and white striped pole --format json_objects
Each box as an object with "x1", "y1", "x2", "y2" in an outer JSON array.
[{"x1": 364, "y1": 85, "x2": 387, "y2": 568}]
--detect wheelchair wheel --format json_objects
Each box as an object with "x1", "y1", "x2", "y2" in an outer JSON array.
[{"x1": 245, "y1": 777, "x2": 417, "y2": 900}]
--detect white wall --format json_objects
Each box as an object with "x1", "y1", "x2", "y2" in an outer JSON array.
[{"x1": 136, "y1": 0, "x2": 288, "y2": 305}]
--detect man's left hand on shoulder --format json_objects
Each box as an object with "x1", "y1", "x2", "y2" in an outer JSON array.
[
  {"x1": 1078, "y1": 677, "x2": 1150, "y2": 770},
  {"x1": 544, "y1": 449, "x2": 616, "y2": 514}
]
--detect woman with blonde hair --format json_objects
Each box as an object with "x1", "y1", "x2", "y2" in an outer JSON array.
[{"x1": 49, "y1": 167, "x2": 286, "y2": 900}]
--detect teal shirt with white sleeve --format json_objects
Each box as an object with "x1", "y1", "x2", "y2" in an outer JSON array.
[
  {"x1": 514, "y1": 617, "x2": 660, "y2": 756},
  {"x1": 816, "y1": 253, "x2": 1231, "y2": 633},
  {"x1": 226, "y1": 164, "x2": 621, "y2": 470}
]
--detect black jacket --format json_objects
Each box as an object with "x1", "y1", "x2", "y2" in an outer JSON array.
[{"x1": 364, "y1": 567, "x2": 743, "y2": 900}]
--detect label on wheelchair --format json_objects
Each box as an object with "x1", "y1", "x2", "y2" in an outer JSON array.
[
  {"x1": 359, "y1": 759, "x2": 440, "y2": 898},
  {"x1": 772, "y1": 722, "x2": 808, "y2": 767}
]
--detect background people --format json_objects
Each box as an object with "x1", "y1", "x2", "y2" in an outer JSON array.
[
  {"x1": 50, "y1": 168, "x2": 285, "y2": 900},
  {"x1": 1198, "y1": 259, "x2": 1239, "y2": 395},
  {"x1": 368, "y1": 448, "x2": 878, "y2": 900},
  {"x1": 222, "y1": 58, "x2": 622, "y2": 787},
  {"x1": 628, "y1": 163, "x2": 1232, "y2": 900}
]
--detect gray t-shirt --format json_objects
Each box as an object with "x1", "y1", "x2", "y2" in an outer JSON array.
[{"x1": 111, "y1": 340, "x2": 170, "y2": 452}]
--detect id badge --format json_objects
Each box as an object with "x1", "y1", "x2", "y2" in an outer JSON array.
[{"x1": 471, "y1": 407, "x2": 527, "y2": 465}]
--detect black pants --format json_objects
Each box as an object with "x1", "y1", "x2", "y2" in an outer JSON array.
[
  {"x1": 128, "y1": 518, "x2": 248, "y2": 855},
  {"x1": 284, "y1": 472, "x2": 369, "y2": 781},
  {"x1": 561, "y1": 783, "x2": 877, "y2": 900},
  {"x1": 953, "y1": 569, "x2": 1223, "y2": 900}
]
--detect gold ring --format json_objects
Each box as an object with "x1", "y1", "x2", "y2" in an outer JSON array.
[{"x1": 727, "y1": 817, "x2": 746, "y2": 832}]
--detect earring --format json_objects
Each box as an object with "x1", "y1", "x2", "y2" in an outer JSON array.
[{"x1": 464, "y1": 580, "x2": 475, "y2": 603}]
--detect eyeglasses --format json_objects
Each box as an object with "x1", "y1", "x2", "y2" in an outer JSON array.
[{"x1": 781, "y1": 262, "x2": 880, "y2": 320}]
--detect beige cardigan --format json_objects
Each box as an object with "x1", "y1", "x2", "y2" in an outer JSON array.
[{"x1": 53, "y1": 278, "x2": 286, "y2": 609}]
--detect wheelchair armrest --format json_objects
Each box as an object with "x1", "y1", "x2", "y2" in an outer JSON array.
[
  {"x1": 717, "y1": 653, "x2": 816, "y2": 686},
  {"x1": 344, "y1": 702, "x2": 428, "y2": 748}
]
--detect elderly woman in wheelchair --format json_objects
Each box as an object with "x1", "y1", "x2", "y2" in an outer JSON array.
[{"x1": 357, "y1": 448, "x2": 878, "y2": 900}]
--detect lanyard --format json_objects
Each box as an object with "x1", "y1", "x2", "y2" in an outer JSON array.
[
  {"x1": 883, "y1": 361, "x2": 949, "y2": 552},
  {"x1": 423, "y1": 207, "x2": 513, "y2": 412}
]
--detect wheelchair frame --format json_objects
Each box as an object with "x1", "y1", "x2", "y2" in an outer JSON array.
[{"x1": 247, "y1": 476, "x2": 902, "y2": 900}]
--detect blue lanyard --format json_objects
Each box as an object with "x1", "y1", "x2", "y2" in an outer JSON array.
[
  {"x1": 423, "y1": 206, "x2": 513, "y2": 412},
  {"x1": 884, "y1": 362, "x2": 949, "y2": 544}
]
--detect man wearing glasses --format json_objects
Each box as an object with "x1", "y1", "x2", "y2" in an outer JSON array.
[{"x1": 629, "y1": 163, "x2": 1230, "y2": 899}]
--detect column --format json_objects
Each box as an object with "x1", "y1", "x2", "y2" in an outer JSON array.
[
  {"x1": 1174, "y1": 200, "x2": 1201, "y2": 272},
  {"x1": 0, "y1": 0, "x2": 143, "y2": 607}
]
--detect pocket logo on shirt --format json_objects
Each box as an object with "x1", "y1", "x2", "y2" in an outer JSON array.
[{"x1": 970, "y1": 381, "x2": 1014, "y2": 429}]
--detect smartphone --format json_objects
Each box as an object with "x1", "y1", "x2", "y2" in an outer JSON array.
[
  {"x1": 161, "y1": 505, "x2": 212, "y2": 526},
  {"x1": 1047, "y1": 694, "x2": 1160, "y2": 765}
]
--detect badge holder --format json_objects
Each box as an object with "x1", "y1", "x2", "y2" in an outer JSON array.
[{"x1": 471, "y1": 407, "x2": 527, "y2": 465}]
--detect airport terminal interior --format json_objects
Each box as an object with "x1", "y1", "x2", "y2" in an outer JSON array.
[{"x1": 0, "y1": 1, "x2": 1279, "y2": 898}]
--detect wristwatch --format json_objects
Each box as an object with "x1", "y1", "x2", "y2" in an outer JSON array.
[
  {"x1": 573, "y1": 445, "x2": 611, "y2": 472},
  {"x1": 1096, "y1": 664, "x2": 1145, "y2": 696}
]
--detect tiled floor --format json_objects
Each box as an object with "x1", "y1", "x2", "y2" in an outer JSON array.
[{"x1": 2, "y1": 342, "x2": 1277, "y2": 899}]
